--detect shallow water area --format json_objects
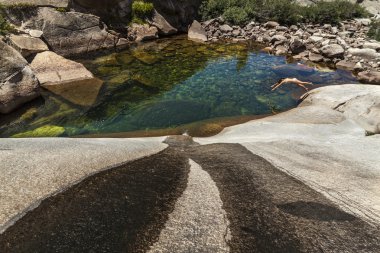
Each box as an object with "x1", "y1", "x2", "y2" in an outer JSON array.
[{"x1": 0, "y1": 36, "x2": 358, "y2": 138}]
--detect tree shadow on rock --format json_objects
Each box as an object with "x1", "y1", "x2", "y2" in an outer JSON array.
[{"x1": 278, "y1": 201, "x2": 357, "y2": 222}]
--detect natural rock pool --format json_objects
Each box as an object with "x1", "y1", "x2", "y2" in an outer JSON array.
[{"x1": 0, "y1": 36, "x2": 358, "y2": 138}]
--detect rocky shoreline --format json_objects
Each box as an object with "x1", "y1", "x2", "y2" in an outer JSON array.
[
  {"x1": 1, "y1": 0, "x2": 380, "y2": 114},
  {"x1": 189, "y1": 17, "x2": 380, "y2": 85}
]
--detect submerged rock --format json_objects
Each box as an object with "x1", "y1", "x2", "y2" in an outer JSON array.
[
  {"x1": 31, "y1": 51, "x2": 103, "y2": 106},
  {"x1": 0, "y1": 41, "x2": 40, "y2": 114}
]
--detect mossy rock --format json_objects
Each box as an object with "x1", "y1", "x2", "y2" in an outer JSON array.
[
  {"x1": 97, "y1": 66, "x2": 122, "y2": 76},
  {"x1": 93, "y1": 53, "x2": 119, "y2": 66},
  {"x1": 188, "y1": 123, "x2": 223, "y2": 137},
  {"x1": 116, "y1": 53, "x2": 135, "y2": 65},
  {"x1": 12, "y1": 125, "x2": 65, "y2": 138},
  {"x1": 132, "y1": 50, "x2": 160, "y2": 65}
]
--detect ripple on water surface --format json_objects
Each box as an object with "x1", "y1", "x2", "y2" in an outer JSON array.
[{"x1": 0, "y1": 36, "x2": 359, "y2": 138}]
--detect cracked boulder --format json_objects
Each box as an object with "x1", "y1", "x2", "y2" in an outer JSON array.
[
  {"x1": 150, "y1": 0, "x2": 203, "y2": 32},
  {"x1": 0, "y1": 41, "x2": 40, "y2": 114},
  {"x1": 24, "y1": 7, "x2": 126, "y2": 56},
  {"x1": 300, "y1": 84, "x2": 380, "y2": 134},
  {"x1": 8, "y1": 34, "x2": 49, "y2": 57},
  {"x1": 31, "y1": 51, "x2": 103, "y2": 106}
]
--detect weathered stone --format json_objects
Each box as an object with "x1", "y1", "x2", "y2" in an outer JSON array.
[
  {"x1": 30, "y1": 51, "x2": 103, "y2": 106},
  {"x1": 188, "y1": 20, "x2": 208, "y2": 42},
  {"x1": 336, "y1": 60, "x2": 356, "y2": 71},
  {"x1": 270, "y1": 35, "x2": 287, "y2": 44},
  {"x1": 130, "y1": 24, "x2": 159, "y2": 42},
  {"x1": 8, "y1": 34, "x2": 49, "y2": 57},
  {"x1": 309, "y1": 36, "x2": 324, "y2": 43},
  {"x1": 347, "y1": 48, "x2": 380, "y2": 59},
  {"x1": 29, "y1": 30, "x2": 43, "y2": 38},
  {"x1": 300, "y1": 84, "x2": 380, "y2": 134},
  {"x1": 0, "y1": 41, "x2": 39, "y2": 114},
  {"x1": 151, "y1": 10, "x2": 178, "y2": 36},
  {"x1": 219, "y1": 24, "x2": 233, "y2": 33},
  {"x1": 357, "y1": 71, "x2": 380, "y2": 85},
  {"x1": 308, "y1": 52, "x2": 324, "y2": 62},
  {"x1": 289, "y1": 37, "x2": 306, "y2": 54},
  {"x1": 24, "y1": 7, "x2": 122, "y2": 56},
  {"x1": 264, "y1": 21, "x2": 279, "y2": 28},
  {"x1": 151, "y1": 0, "x2": 203, "y2": 32},
  {"x1": 363, "y1": 42, "x2": 380, "y2": 51},
  {"x1": 320, "y1": 44, "x2": 345, "y2": 59}
]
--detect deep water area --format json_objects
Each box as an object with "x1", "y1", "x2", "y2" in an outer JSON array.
[{"x1": 0, "y1": 36, "x2": 358, "y2": 138}]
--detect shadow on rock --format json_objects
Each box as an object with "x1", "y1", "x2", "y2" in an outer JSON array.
[{"x1": 278, "y1": 201, "x2": 357, "y2": 222}]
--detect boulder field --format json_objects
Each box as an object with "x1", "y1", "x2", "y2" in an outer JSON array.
[
  {"x1": 191, "y1": 17, "x2": 380, "y2": 84},
  {"x1": 0, "y1": 84, "x2": 380, "y2": 252}
]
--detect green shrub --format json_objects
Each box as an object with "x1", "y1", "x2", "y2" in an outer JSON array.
[
  {"x1": 199, "y1": 0, "x2": 368, "y2": 25},
  {"x1": 368, "y1": 20, "x2": 380, "y2": 41},
  {"x1": 0, "y1": 8, "x2": 12, "y2": 35},
  {"x1": 132, "y1": 0, "x2": 154, "y2": 23},
  {"x1": 223, "y1": 6, "x2": 249, "y2": 25},
  {"x1": 304, "y1": 0, "x2": 368, "y2": 25}
]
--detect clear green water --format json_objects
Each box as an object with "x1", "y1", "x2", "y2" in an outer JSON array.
[{"x1": 0, "y1": 36, "x2": 358, "y2": 138}]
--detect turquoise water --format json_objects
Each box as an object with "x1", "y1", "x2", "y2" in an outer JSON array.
[{"x1": 0, "y1": 36, "x2": 358, "y2": 137}]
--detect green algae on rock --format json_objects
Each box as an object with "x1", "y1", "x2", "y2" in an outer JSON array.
[
  {"x1": 0, "y1": 36, "x2": 359, "y2": 138},
  {"x1": 12, "y1": 125, "x2": 65, "y2": 138}
]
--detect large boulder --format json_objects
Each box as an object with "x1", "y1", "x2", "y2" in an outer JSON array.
[
  {"x1": 150, "y1": 0, "x2": 203, "y2": 32},
  {"x1": 30, "y1": 51, "x2": 103, "y2": 106},
  {"x1": 0, "y1": 41, "x2": 39, "y2": 114},
  {"x1": 300, "y1": 84, "x2": 380, "y2": 134},
  {"x1": 129, "y1": 24, "x2": 159, "y2": 42},
  {"x1": 320, "y1": 44, "x2": 345, "y2": 59},
  {"x1": 151, "y1": 10, "x2": 178, "y2": 36},
  {"x1": 357, "y1": 71, "x2": 380, "y2": 85},
  {"x1": 23, "y1": 7, "x2": 126, "y2": 56},
  {"x1": 188, "y1": 20, "x2": 207, "y2": 42},
  {"x1": 347, "y1": 48, "x2": 380, "y2": 59},
  {"x1": 8, "y1": 34, "x2": 49, "y2": 57}
]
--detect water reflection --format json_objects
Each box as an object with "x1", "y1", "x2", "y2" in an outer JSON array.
[{"x1": 0, "y1": 36, "x2": 358, "y2": 137}]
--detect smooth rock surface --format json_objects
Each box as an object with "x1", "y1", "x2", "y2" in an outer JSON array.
[
  {"x1": 30, "y1": 51, "x2": 103, "y2": 105},
  {"x1": 357, "y1": 71, "x2": 380, "y2": 85},
  {"x1": 8, "y1": 34, "x2": 49, "y2": 57},
  {"x1": 196, "y1": 84, "x2": 380, "y2": 226},
  {"x1": 0, "y1": 41, "x2": 39, "y2": 114},
  {"x1": 188, "y1": 20, "x2": 208, "y2": 42},
  {"x1": 300, "y1": 84, "x2": 380, "y2": 134},
  {"x1": 0, "y1": 137, "x2": 166, "y2": 233},
  {"x1": 24, "y1": 7, "x2": 122, "y2": 56},
  {"x1": 151, "y1": 10, "x2": 178, "y2": 36},
  {"x1": 149, "y1": 160, "x2": 230, "y2": 252},
  {"x1": 320, "y1": 44, "x2": 345, "y2": 59}
]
